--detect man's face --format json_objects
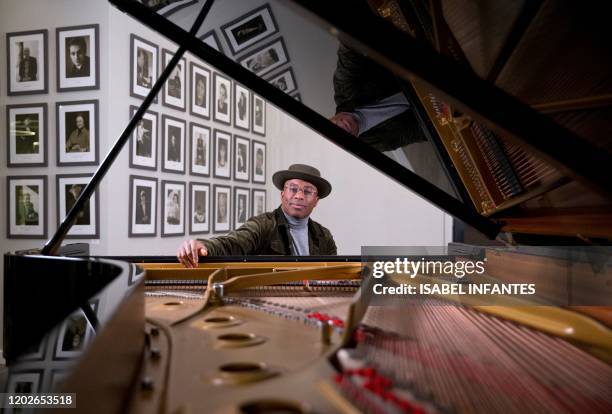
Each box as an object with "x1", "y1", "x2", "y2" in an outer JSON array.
[
  {"x1": 24, "y1": 193, "x2": 31, "y2": 203},
  {"x1": 76, "y1": 116, "x2": 84, "y2": 129},
  {"x1": 69, "y1": 45, "x2": 85, "y2": 67},
  {"x1": 24, "y1": 48, "x2": 30, "y2": 58},
  {"x1": 219, "y1": 84, "x2": 227, "y2": 100},
  {"x1": 196, "y1": 79, "x2": 205, "y2": 97},
  {"x1": 280, "y1": 178, "x2": 319, "y2": 219}
]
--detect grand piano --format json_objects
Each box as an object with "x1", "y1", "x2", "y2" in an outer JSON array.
[{"x1": 3, "y1": 0, "x2": 612, "y2": 413}]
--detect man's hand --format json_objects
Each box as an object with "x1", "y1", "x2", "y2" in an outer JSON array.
[
  {"x1": 177, "y1": 239, "x2": 208, "y2": 268},
  {"x1": 330, "y1": 112, "x2": 359, "y2": 136}
]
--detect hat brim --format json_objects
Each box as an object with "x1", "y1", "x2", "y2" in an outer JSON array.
[{"x1": 272, "y1": 171, "x2": 332, "y2": 198}]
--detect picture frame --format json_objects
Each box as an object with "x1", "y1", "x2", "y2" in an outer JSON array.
[
  {"x1": 213, "y1": 184, "x2": 231, "y2": 233},
  {"x1": 162, "y1": 49, "x2": 186, "y2": 111},
  {"x1": 199, "y1": 30, "x2": 223, "y2": 54},
  {"x1": 252, "y1": 139, "x2": 266, "y2": 184},
  {"x1": 267, "y1": 67, "x2": 298, "y2": 94},
  {"x1": 56, "y1": 100, "x2": 99, "y2": 166},
  {"x1": 53, "y1": 304, "x2": 97, "y2": 360},
  {"x1": 221, "y1": 4, "x2": 279, "y2": 55},
  {"x1": 130, "y1": 33, "x2": 158, "y2": 101},
  {"x1": 7, "y1": 175, "x2": 47, "y2": 239},
  {"x1": 161, "y1": 180, "x2": 186, "y2": 237},
  {"x1": 6, "y1": 103, "x2": 48, "y2": 167},
  {"x1": 190, "y1": 182, "x2": 210, "y2": 235},
  {"x1": 129, "y1": 175, "x2": 158, "y2": 237},
  {"x1": 129, "y1": 106, "x2": 158, "y2": 170},
  {"x1": 5, "y1": 370, "x2": 42, "y2": 395},
  {"x1": 189, "y1": 61, "x2": 211, "y2": 120},
  {"x1": 190, "y1": 122, "x2": 210, "y2": 177},
  {"x1": 252, "y1": 94, "x2": 266, "y2": 136},
  {"x1": 213, "y1": 129, "x2": 232, "y2": 179},
  {"x1": 238, "y1": 37, "x2": 289, "y2": 77},
  {"x1": 213, "y1": 72, "x2": 232, "y2": 125},
  {"x1": 252, "y1": 188, "x2": 266, "y2": 217},
  {"x1": 234, "y1": 135, "x2": 250, "y2": 182},
  {"x1": 162, "y1": 115, "x2": 186, "y2": 174},
  {"x1": 56, "y1": 24, "x2": 99, "y2": 92},
  {"x1": 234, "y1": 186, "x2": 250, "y2": 229},
  {"x1": 56, "y1": 174, "x2": 99, "y2": 239},
  {"x1": 6, "y1": 29, "x2": 48, "y2": 95},
  {"x1": 234, "y1": 83, "x2": 251, "y2": 131}
]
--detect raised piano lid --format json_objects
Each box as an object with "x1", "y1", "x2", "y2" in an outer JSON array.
[{"x1": 105, "y1": 0, "x2": 611, "y2": 242}]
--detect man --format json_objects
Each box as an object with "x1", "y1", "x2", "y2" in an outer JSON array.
[
  {"x1": 217, "y1": 83, "x2": 228, "y2": 114},
  {"x1": 66, "y1": 184, "x2": 89, "y2": 225},
  {"x1": 135, "y1": 189, "x2": 150, "y2": 224},
  {"x1": 195, "y1": 134, "x2": 206, "y2": 166},
  {"x1": 136, "y1": 48, "x2": 152, "y2": 88},
  {"x1": 195, "y1": 76, "x2": 206, "y2": 107},
  {"x1": 255, "y1": 148, "x2": 264, "y2": 175},
  {"x1": 237, "y1": 195, "x2": 247, "y2": 223},
  {"x1": 167, "y1": 134, "x2": 180, "y2": 162},
  {"x1": 135, "y1": 119, "x2": 151, "y2": 157},
  {"x1": 66, "y1": 37, "x2": 90, "y2": 78},
  {"x1": 16, "y1": 115, "x2": 38, "y2": 154},
  {"x1": 168, "y1": 65, "x2": 182, "y2": 98},
  {"x1": 66, "y1": 114, "x2": 89, "y2": 152},
  {"x1": 237, "y1": 144, "x2": 247, "y2": 173},
  {"x1": 21, "y1": 193, "x2": 38, "y2": 225},
  {"x1": 237, "y1": 91, "x2": 247, "y2": 121},
  {"x1": 177, "y1": 164, "x2": 336, "y2": 267},
  {"x1": 19, "y1": 47, "x2": 37, "y2": 82}
]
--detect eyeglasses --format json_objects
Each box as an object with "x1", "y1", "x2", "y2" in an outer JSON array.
[{"x1": 284, "y1": 184, "x2": 318, "y2": 199}]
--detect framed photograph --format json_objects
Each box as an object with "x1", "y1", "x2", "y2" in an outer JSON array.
[
  {"x1": 234, "y1": 186, "x2": 250, "y2": 229},
  {"x1": 56, "y1": 24, "x2": 99, "y2": 91},
  {"x1": 234, "y1": 83, "x2": 251, "y2": 131},
  {"x1": 56, "y1": 100, "x2": 99, "y2": 166},
  {"x1": 239, "y1": 38, "x2": 289, "y2": 77},
  {"x1": 190, "y1": 122, "x2": 210, "y2": 177},
  {"x1": 129, "y1": 106, "x2": 158, "y2": 170},
  {"x1": 162, "y1": 49, "x2": 186, "y2": 111},
  {"x1": 162, "y1": 115, "x2": 186, "y2": 174},
  {"x1": 189, "y1": 61, "x2": 210, "y2": 119},
  {"x1": 252, "y1": 139, "x2": 266, "y2": 184},
  {"x1": 6, "y1": 29, "x2": 48, "y2": 95},
  {"x1": 221, "y1": 4, "x2": 279, "y2": 55},
  {"x1": 57, "y1": 174, "x2": 99, "y2": 239},
  {"x1": 213, "y1": 129, "x2": 231, "y2": 179},
  {"x1": 6, "y1": 103, "x2": 47, "y2": 167},
  {"x1": 129, "y1": 175, "x2": 157, "y2": 237},
  {"x1": 213, "y1": 72, "x2": 232, "y2": 125},
  {"x1": 252, "y1": 94, "x2": 266, "y2": 136},
  {"x1": 130, "y1": 34, "x2": 158, "y2": 100},
  {"x1": 234, "y1": 135, "x2": 250, "y2": 182},
  {"x1": 190, "y1": 182, "x2": 210, "y2": 235},
  {"x1": 5, "y1": 370, "x2": 42, "y2": 395},
  {"x1": 268, "y1": 67, "x2": 298, "y2": 94},
  {"x1": 161, "y1": 180, "x2": 186, "y2": 236},
  {"x1": 199, "y1": 30, "x2": 223, "y2": 54},
  {"x1": 213, "y1": 184, "x2": 231, "y2": 233},
  {"x1": 252, "y1": 189, "x2": 266, "y2": 217},
  {"x1": 53, "y1": 305, "x2": 96, "y2": 360},
  {"x1": 7, "y1": 176, "x2": 47, "y2": 239},
  {"x1": 291, "y1": 92, "x2": 302, "y2": 102}
]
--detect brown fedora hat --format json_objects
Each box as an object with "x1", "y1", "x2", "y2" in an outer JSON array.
[{"x1": 272, "y1": 164, "x2": 332, "y2": 198}]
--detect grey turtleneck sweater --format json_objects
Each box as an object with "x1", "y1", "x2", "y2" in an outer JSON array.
[{"x1": 283, "y1": 211, "x2": 310, "y2": 255}]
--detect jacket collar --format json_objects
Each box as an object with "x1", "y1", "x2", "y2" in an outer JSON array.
[{"x1": 274, "y1": 206, "x2": 323, "y2": 255}]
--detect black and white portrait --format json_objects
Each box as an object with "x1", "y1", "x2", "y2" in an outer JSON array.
[
  {"x1": 57, "y1": 25, "x2": 99, "y2": 91},
  {"x1": 234, "y1": 186, "x2": 250, "y2": 228},
  {"x1": 7, "y1": 176, "x2": 47, "y2": 239},
  {"x1": 162, "y1": 115, "x2": 186, "y2": 174},
  {"x1": 190, "y1": 123, "x2": 210, "y2": 176},
  {"x1": 221, "y1": 5, "x2": 279, "y2": 55},
  {"x1": 57, "y1": 174, "x2": 99, "y2": 239},
  {"x1": 213, "y1": 185, "x2": 231, "y2": 233},
  {"x1": 130, "y1": 106, "x2": 158, "y2": 170},
  {"x1": 234, "y1": 135, "x2": 250, "y2": 182},
  {"x1": 6, "y1": 29, "x2": 48, "y2": 95},
  {"x1": 7, "y1": 103, "x2": 47, "y2": 166},
  {"x1": 213, "y1": 129, "x2": 231, "y2": 179},
  {"x1": 252, "y1": 139, "x2": 266, "y2": 183},
  {"x1": 213, "y1": 72, "x2": 232, "y2": 124},
  {"x1": 252, "y1": 189, "x2": 266, "y2": 217},
  {"x1": 239, "y1": 38, "x2": 288, "y2": 77},
  {"x1": 234, "y1": 83, "x2": 251, "y2": 131},
  {"x1": 190, "y1": 62, "x2": 211, "y2": 119},
  {"x1": 162, "y1": 180, "x2": 185, "y2": 236},
  {"x1": 130, "y1": 34, "x2": 158, "y2": 99},
  {"x1": 268, "y1": 67, "x2": 298, "y2": 94},
  {"x1": 252, "y1": 94, "x2": 266, "y2": 136},
  {"x1": 129, "y1": 175, "x2": 157, "y2": 237},
  {"x1": 57, "y1": 100, "x2": 98, "y2": 166},
  {"x1": 162, "y1": 49, "x2": 186, "y2": 111},
  {"x1": 190, "y1": 182, "x2": 210, "y2": 234}
]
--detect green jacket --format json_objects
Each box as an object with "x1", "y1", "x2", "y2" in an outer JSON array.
[{"x1": 200, "y1": 207, "x2": 337, "y2": 256}]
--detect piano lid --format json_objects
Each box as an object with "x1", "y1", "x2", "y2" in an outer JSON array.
[{"x1": 102, "y1": 0, "x2": 612, "y2": 243}]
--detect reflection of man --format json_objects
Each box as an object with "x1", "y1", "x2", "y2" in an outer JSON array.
[
  {"x1": 217, "y1": 139, "x2": 228, "y2": 167},
  {"x1": 195, "y1": 134, "x2": 206, "y2": 166},
  {"x1": 16, "y1": 115, "x2": 38, "y2": 154},
  {"x1": 255, "y1": 148, "x2": 264, "y2": 175},
  {"x1": 136, "y1": 48, "x2": 152, "y2": 87},
  {"x1": 136, "y1": 119, "x2": 151, "y2": 157},
  {"x1": 217, "y1": 193, "x2": 228, "y2": 223},
  {"x1": 61, "y1": 314, "x2": 87, "y2": 351},
  {"x1": 237, "y1": 91, "x2": 247, "y2": 121},
  {"x1": 195, "y1": 75, "x2": 206, "y2": 107},
  {"x1": 168, "y1": 65, "x2": 182, "y2": 98},
  {"x1": 166, "y1": 191, "x2": 180, "y2": 224},
  {"x1": 66, "y1": 114, "x2": 90, "y2": 152},
  {"x1": 237, "y1": 144, "x2": 247, "y2": 173},
  {"x1": 168, "y1": 134, "x2": 180, "y2": 162},
  {"x1": 19, "y1": 47, "x2": 38, "y2": 82},
  {"x1": 66, "y1": 183, "x2": 90, "y2": 225},
  {"x1": 178, "y1": 164, "x2": 337, "y2": 267},
  {"x1": 217, "y1": 83, "x2": 228, "y2": 114},
  {"x1": 66, "y1": 37, "x2": 90, "y2": 78},
  {"x1": 135, "y1": 188, "x2": 151, "y2": 224},
  {"x1": 237, "y1": 195, "x2": 246, "y2": 223},
  {"x1": 246, "y1": 48, "x2": 279, "y2": 73},
  {"x1": 254, "y1": 100, "x2": 263, "y2": 126}
]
